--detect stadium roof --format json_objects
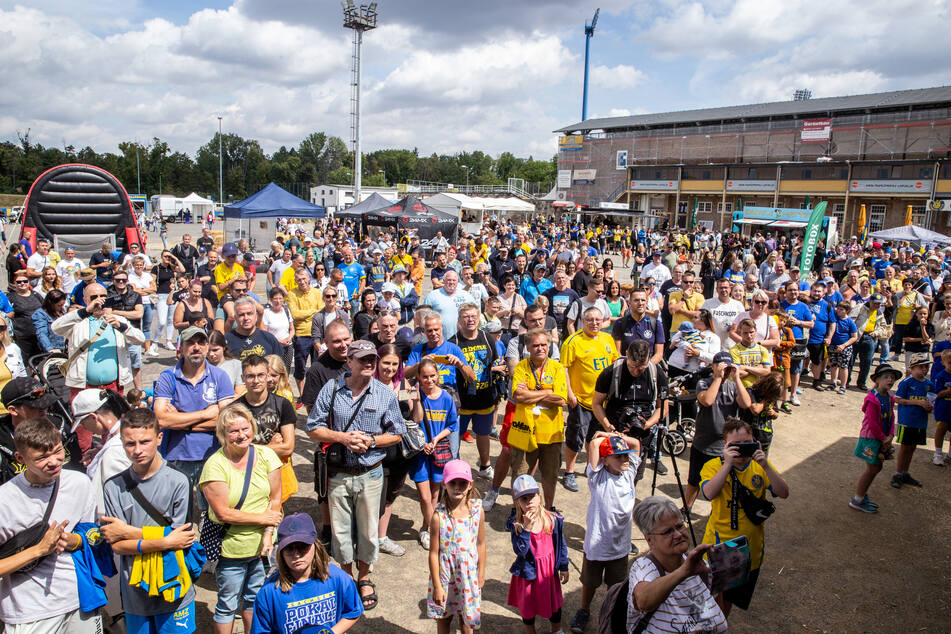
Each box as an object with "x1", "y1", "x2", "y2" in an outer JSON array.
[{"x1": 555, "y1": 85, "x2": 951, "y2": 134}]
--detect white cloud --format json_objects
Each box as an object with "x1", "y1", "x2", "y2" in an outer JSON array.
[
  {"x1": 609, "y1": 108, "x2": 632, "y2": 117},
  {"x1": 591, "y1": 64, "x2": 645, "y2": 88}
]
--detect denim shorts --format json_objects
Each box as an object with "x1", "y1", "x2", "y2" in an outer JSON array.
[
  {"x1": 213, "y1": 556, "x2": 266, "y2": 624},
  {"x1": 128, "y1": 344, "x2": 142, "y2": 369}
]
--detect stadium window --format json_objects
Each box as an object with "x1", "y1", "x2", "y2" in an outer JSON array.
[
  {"x1": 702, "y1": 169, "x2": 712, "y2": 179},
  {"x1": 696, "y1": 202, "x2": 713, "y2": 214},
  {"x1": 840, "y1": 168, "x2": 849, "y2": 179},
  {"x1": 802, "y1": 169, "x2": 812, "y2": 180},
  {"x1": 912, "y1": 206, "x2": 926, "y2": 225},
  {"x1": 832, "y1": 204, "x2": 845, "y2": 228},
  {"x1": 716, "y1": 202, "x2": 733, "y2": 214},
  {"x1": 920, "y1": 167, "x2": 934, "y2": 179},
  {"x1": 876, "y1": 168, "x2": 889, "y2": 179},
  {"x1": 868, "y1": 205, "x2": 887, "y2": 232},
  {"x1": 749, "y1": 168, "x2": 757, "y2": 179}
]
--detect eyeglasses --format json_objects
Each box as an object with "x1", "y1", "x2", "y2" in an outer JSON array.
[{"x1": 649, "y1": 522, "x2": 688, "y2": 539}]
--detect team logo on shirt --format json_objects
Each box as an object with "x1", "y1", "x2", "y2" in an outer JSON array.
[
  {"x1": 85, "y1": 525, "x2": 103, "y2": 546},
  {"x1": 643, "y1": 329, "x2": 653, "y2": 339},
  {"x1": 751, "y1": 475, "x2": 763, "y2": 489}
]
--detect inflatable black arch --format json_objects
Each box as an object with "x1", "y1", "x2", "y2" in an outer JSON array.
[{"x1": 19, "y1": 163, "x2": 144, "y2": 256}]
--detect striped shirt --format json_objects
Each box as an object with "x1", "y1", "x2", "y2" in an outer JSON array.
[
  {"x1": 306, "y1": 374, "x2": 406, "y2": 468},
  {"x1": 626, "y1": 555, "x2": 727, "y2": 633}
]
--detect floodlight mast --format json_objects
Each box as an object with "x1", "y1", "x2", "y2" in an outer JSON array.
[
  {"x1": 343, "y1": 2, "x2": 378, "y2": 206},
  {"x1": 581, "y1": 7, "x2": 599, "y2": 121}
]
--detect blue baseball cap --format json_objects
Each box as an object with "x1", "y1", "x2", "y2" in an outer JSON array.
[{"x1": 277, "y1": 513, "x2": 318, "y2": 551}]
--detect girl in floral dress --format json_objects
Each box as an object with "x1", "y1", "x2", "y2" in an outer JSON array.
[
  {"x1": 506, "y1": 475, "x2": 570, "y2": 634},
  {"x1": 427, "y1": 459, "x2": 486, "y2": 633}
]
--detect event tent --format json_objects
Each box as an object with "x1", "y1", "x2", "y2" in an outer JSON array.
[
  {"x1": 181, "y1": 192, "x2": 215, "y2": 218},
  {"x1": 224, "y1": 182, "x2": 325, "y2": 219},
  {"x1": 334, "y1": 192, "x2": 393, "y2": 220},
  {"x1": 363, "y1": 195, "x2": 458, "y2": 255},
  {"x1": 868, "y1": 224, "x2": 951, "y2": 245}
]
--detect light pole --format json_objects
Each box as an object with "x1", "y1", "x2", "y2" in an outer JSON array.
[
  {"x1": 461, "y1": 164, "x2": 469, "y2": 189},
  {"x1": 378, "y1": 169, "x2": 385, "y2": 186},
  {"x1": 343, "y1": 1, "x2": 378, "y2": 205},
  {"x1": 218, "y1": 116, "x2": 224, "y2": 210},
  {"x1": 136, "y1": 144, "x2": 141, "y2": 194},
  {"x1": 581, "y1": 8, "x2": 600, "y2": 121}
]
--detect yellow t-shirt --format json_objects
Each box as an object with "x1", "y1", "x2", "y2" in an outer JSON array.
[
  {"x1": 279, "y1": 266, "x2": 301, "y2": 292},
  {"x1": 559, "y1": 331, "x2": 618, "y2": 408},
  {"x1": 730, "y1": 343, "x2": 772, "y2": 388},
  {"x1": 390, "y1": 254, "x2": 413, "y2": 271},
  {"x1": 668, "y1": 291, "x2": 705, "y2": 334},
  {"x1": 199, "y1": 445, "x2": 282, "y2": 559},
  {"x1": 470, "y1": 245, "x2": 488, "y2": 266},
  {"x1": 700, "y1": 457, "x2": 772, "y2": 569},
  {"x1": 214, "y1": 262, "x2": 244, "y2": 299},
  {"x1": 0, "y1": 360, "x2": 13, "y2": 416},
  {"x1": 895, "y1": 291, "x2": 921, "y2": 325},
  {"x1": 510, "y1": 358, "x2": 567, "y2": 446},
  {"x1": 864, "y1": 309, "x2": 877, "y2": 334},
  {"x1": 286, "y1": 286, "x2": 323, "y2": 336}
]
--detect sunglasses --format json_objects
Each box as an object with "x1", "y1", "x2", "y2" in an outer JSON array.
[
  {"x1": 7, "y1": 386, "x2": 46, "y2": 407},
  {"x1": 14, "y1": 280, "x2": 29, "y2": 284},
  {"x1": 234, "y1": 288, "x2": 248, "y2": 294},
  {"x1": 89, "y1": 294, "x2": 107, "y2": 300},
  {"x1": 114, "y1": 278, "x2": 128, "y2": 283},
  {"x1": 324, "y1": 293, "x2": 338, "y2": 299},
  {"x1": 753, "y1": 300, "x2": 768, "y2": 305}
]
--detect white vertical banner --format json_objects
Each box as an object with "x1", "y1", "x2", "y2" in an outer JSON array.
[{"x1": 557, "y1": 170, "x2": 572, "y2": 188}]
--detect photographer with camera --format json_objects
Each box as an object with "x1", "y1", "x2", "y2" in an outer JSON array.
[
  {"x1": 591, "y1": 339, "x2": 668, "y2": 480},
  {"x1": 699, "y1": 417, "x2": 789, "y2": 616},
  {"x1": 685, "y1": 352, "x2": 752, "y2": 510}
]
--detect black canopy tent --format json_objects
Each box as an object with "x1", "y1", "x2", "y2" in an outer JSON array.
[
  {"x1": 334, "y1": 192, "x2": 393, "y2": 221},
  {"x1": 362, "y1": 195, "x2": 458, "y2": 257}
]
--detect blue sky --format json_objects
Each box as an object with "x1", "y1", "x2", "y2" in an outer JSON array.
[{"x1": 1, "y1": 0, "x2": 947, "y2": 159}]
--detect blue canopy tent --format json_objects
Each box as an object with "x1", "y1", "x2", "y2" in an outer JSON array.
[{"x1": 223, "y1": 182, "x2": 325, "y2": 250}]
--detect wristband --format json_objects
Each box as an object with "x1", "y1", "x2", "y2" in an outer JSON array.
[{"x1": 137, "y1": 539, "x2": 143, "y2": 554}]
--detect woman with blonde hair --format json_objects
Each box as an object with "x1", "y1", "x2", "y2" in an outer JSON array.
[
  {"x1": 37, "y1": 265, "x2": 61, "y2": 299},
  {"x1": 199, "y1": 403, "x2": 283, "y2": 634},
  {"x1": 265, "y1": 354, "x2": 295, "y2": 403}
]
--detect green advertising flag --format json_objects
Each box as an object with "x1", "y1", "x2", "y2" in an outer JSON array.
[{"x1": 799, "y1": 201, "x2": 827, "y2": 274}]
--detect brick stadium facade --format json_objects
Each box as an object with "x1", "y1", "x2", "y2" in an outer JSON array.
[{"x1": 554, "y1": 86, "x2": 951, "y2": 236}]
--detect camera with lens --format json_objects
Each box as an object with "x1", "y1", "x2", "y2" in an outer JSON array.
[{"x1": 618, "y1": 403, "x2": 655, "y2": 439}]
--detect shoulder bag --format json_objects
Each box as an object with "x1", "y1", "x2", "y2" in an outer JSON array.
[
  {"x1": 199, "y1": 445, "x2": 255, "y2": 562},
  {"x1": 399, "y1": 379, "x2": 426, "y2": 460},
  {"x1": 314, "y1": 384, "x2": 372, "y2": 497},
  {"x1": 0, "y1": 477, "x2": 59, "y2": 575},
  {"x1": 57, "y1": 318, "x2": 109, "y2": 377}
]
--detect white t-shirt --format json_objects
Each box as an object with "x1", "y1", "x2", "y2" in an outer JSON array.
[
  {"x1": 55, "y1": 258, "x2": 84, "y2": 294},
  {"x1": 626, "y1": 554, "x2": 727, "y2": 633},
  {"x1": 701, "y1": 297, "x2": 746, "y2": 351},
  {"x1": 268, "y1": 259, "x2": 293, "y2": 283},
  {"x1": 0, "y1": 470, "x2": 96, "y2": 624},
  {"x1": 261, "y1": 306, "x2": 292, "y2": 341},
  {"x1": 26, "y1": 253, "x2": 54, "y2": 286},
  {"x1": 566, "y1": 297, "x2": 612, "y2": 330},
  {"x1": 127, "y1": 270, "x2": 155, "y2": 293},
  {"x1": 584, "y1": 452, "x2": 640, "y2": 561}
]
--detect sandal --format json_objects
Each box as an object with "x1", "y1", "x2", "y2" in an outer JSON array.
[{"x1": 357, "y1": 579, "x2": 378, "y2": 611}]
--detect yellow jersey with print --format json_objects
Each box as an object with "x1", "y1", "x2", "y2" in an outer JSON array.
[
  {"x1": 668, "y1": 290, "x2": 705, "y2": 334},
  {"x1": 730, "y1": 343, "x2": 772, "y2": 388},
  {"x1": 510, "y1": 358, "x2": 567, "y2": 445},
  {"x1": 864, "y1": 309, "x2": 877, "y2": 334},
  {"x1": 213, "y1": 262, "x2": 244, "y2": 299},
  {"x1": 560, "y1": 331, "x2": 618, "y2": 408},
  {"x1": 700, "y1": 457, "x2": 772, "y2": 570},
  {"x1": 389, "y1": 253, "x2": 413, "y2": 271}
]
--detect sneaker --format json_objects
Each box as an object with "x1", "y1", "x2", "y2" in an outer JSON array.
[
  {"x1": 849, "y1": 498, "x2": 878, "y2": 513},
  {"x1": 890, "y1": 473, "x2": 903, "y2": 489},
  {"x1": 378, "y1": 536, "x2": 405, "y2": 557},
  {"x1": 837, "y1": 386, "x2": 847, "y2": 395},
  {"x1": 163, "y1": 340, "x2": 176, "y2": 351},
  {"x1": 476, "y1": 464, "x2": 494, "y2": 479},
  {"x1": 653, "y1": 460, "x2": 668, "y2": 476},
  {"x1": 461, "y1": 431, "x2": 475, "y2": 443},
  {"x1": 419, "y1": 530, "x2": 431, "y2": 551},
  {"x1": 562, "y1": 472, "x2": 579, "y2": 492},
  {"x1": 780, "y1": 402, "x2": 793, "y2": 414},
  {"x1": 862, "y1": 495, "x2": 879, "y2": 509},
  {"x1": 145, "y1": 347, "x2": 160, "y2": 358},
  {"x1": 569, "y1": 608, "x2": 590, "y2": 634},
  {"x1": 901, "y1": 473, "x2": 923, "y2": 487},
  {"x1": 933, "y1": 453, "x2": 946, "y2": 466},
  {"x1": 826, "y1": 383, "x2": 839, "y2": 392},
  {"x1": 482, "y1": 488, "x2": 499, "y2": 512},
  {"x1": 812, "y1": 379, "x2": 824, "y2": 391},
  {"x1": 796, "y1": 387, "x2": 803, "y2": 395},
  {"x1": 488, "y1": 427, "x2": 500, "y2": 440},
  {"x1": 791, "y1": 395, "x2": 801, "y2": 406}
]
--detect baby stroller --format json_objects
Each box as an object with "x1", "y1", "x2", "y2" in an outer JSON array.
[{"x1": 27, "y1": 352, "x2": 76, "y2": 445}]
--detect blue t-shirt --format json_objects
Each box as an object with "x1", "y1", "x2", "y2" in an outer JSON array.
[
  {"x1": 825, "y1": 290, "x2": 844, "y2": 305},
  {"x1": 932, "y1": 340, "x2": 951, "y2": 382},
  {"x1": 85, "y1": 317, "x2": 119, "y2": 386},
  {"x1": 781, "y1": 300, "x2": 812, "y2": 340},
  {"x1": 871, "y1": 257, "x2": 889, "y2": 279},
  {"x1": 338, "y1": 260, "x2": 366, "y2": 301},
  {"x1": 407, "y1": 340, "x2": 467, "y2": 390},
  {"x1": 519, "y1": 276, "x2": 553, "y2": 306},
  {"x1": 421, "y1": 390, "x2": 458, "y2": 440},
  {"x1": 155, "y1": 361, "x2": 236, "y2": 461},
  {"x1": 365, "y1": 263, "x2": 387, "y2": 292},
  {"x1": 896, "y1": 375, "x2": 933, "y2": 429},
  {"x1": 0, "y1": 290, "x2": 12, "y2": 314},
  {"x1": 933, "y1": 369, "x2": 951, "y2": 423},
  {"x1": 251, "y1": 564, "x2": 363, "y2": 634},
  {"x1": 807, "y1": 299, "x2": 836, "y2": 344},
  {"x1": 725, "y1": 270, "x2": 745, "y2": 284},
  {"x1": 831, "y1": 316, "x2": 857, "y2": 346}
]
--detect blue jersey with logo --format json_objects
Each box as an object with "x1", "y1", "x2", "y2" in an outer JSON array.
[
  {"x1": 251, "y1": 564, "x2": 363, "y2": 634},
  {"x1": 934, "y1": 369, "x2": 951, "y2": 422},
  {"x1": 781, "y1": 300, "x2": 812, "y2": 339},
  {"x1": 407, "y1": 340, "x2": 467, "y2": 390},
  {"x1": 338, "y1": 260, "x2": 366, "y2": 300},
  {"x1": 831, "y1": 316, "x2": 857, "y2": 346},
  {"x1": 896, "y1": 375, "x2": 933, "y2": 429},
  {"x1": 365, "y1": 263, "x2": 387, "y2": 292},
  {"x1": 807, "y1": 299, "x2": 836, "y2": 344},
  {"x1": 71, "y1": 522, "x2": 117, "y2": 613}
]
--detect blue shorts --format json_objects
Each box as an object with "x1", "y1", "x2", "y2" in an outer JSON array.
[
  {"x1": 409, "y1": 452, "x2": 445, "y2": 483},
  {"x1": 459, "y1": 411, "x2": 495, "y2": 436},
  {"x1": 128, "y1": 344, "x2": 142, "y2": 369},
  {"x1": 213, "y1": 556, "x2": 266, "y2": 623},
  {"x1": 126, "y1": 602, "x2": 195, "y2": 634}
]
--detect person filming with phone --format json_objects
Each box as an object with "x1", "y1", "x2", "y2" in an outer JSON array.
[{"x1": 699, "y1": 417, "x2": 789, "y2": 616}]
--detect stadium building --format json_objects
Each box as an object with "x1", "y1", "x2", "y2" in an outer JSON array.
[{"x1": 554, "y1": 86, "x2": 951, "y2": 237}]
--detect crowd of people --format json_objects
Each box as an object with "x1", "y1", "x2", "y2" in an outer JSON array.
[{"x1": 0, "y1": 215, "x2": 948, "y2": 633}]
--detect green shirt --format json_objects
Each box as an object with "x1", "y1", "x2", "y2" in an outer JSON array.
[{"x1": 199, "y1": 445, "x2": 282, "y2": 559}]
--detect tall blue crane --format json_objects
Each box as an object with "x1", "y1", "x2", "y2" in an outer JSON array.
[{"x1": 581, "y1": 8, "x2": 600, "y2": 121}]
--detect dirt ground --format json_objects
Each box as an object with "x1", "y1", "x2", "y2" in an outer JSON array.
[{"x1": 122, "y1": 222, "x2": 950, "y2": 632}]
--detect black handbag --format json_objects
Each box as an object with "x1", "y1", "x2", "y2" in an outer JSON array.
[
  {"x1": 422, "y1": 401, "x2": 453, "y2": 468},
  {"x1": 731, "y1": 470, "x2": 775, "y2": 527},
  {"x1": 200, "y1": 445, "x2": 255, "y2": 562},
  {"x1": 0, "y1": 477, "x2": 59, "y2": 575}
]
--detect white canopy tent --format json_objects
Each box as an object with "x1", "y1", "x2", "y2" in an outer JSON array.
[{"x1": 181, "y1": 192, "x2": 215, "y2": 217}]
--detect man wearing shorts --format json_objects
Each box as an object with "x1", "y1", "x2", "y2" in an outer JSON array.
[
  {"x1": 806, "y1": 281, "x2": 837, "y2": 390},
  {"x1": 560, "y1": 306, "x2": 618, "y2": 493}
]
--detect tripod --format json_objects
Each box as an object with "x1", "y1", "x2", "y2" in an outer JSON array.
[{"x1": 648, "y1": 377, "x2": 698, "y2": 546}]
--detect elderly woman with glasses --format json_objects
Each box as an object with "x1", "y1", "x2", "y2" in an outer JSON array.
[
  {"x1": 627, "y1": 496, "x2": 726, "y2": 633},
  {"x1": 730, "y1": 289, "x2": 780, "y2": 351},
  {"x1": 311, "y1": 286, "x2": 352, "y2": 354}
]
